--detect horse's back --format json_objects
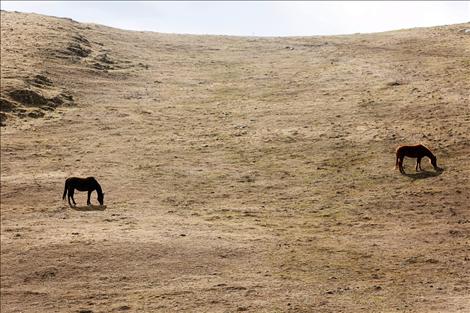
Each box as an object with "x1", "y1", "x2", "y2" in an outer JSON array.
[
  {"x1": 396, "y1": 144, "x2": 429, "y2": 157},
  {"x1": 65, "y1": 176, "x2": 98, "y2": 190},
  {"x1": 66, "y1": 176, "x2": 96, "y2": 182}
]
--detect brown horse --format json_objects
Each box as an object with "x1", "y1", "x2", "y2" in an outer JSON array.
[{"x1": 395, "y1": 144, "x2": 439, "y2": 174}]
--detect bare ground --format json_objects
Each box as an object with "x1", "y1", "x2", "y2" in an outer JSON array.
[{"x1": 1, "y1": 11, "x2": 470, "y2": 312}]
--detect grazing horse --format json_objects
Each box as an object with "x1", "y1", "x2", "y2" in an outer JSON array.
[
  {"x1": 395, "y1": 144, "x2": 439, "y2": 174},
  {"x1": 62, "y1": 177, "x2": 104, "y2": 207}
]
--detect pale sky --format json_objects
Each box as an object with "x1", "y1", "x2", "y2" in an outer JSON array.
[{"x1": 1, "y1": 1, "x2": 469, "y2": 36}]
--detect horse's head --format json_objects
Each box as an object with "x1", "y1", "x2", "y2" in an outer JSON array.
[
  {"x1": 430, "y1": 155, "x2": 439, "y2": 170},
  {"x1": 98, "y1": 192, "x2": 105, "y2": 206}
]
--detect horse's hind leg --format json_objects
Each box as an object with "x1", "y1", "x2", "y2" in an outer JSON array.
[
  {"x1": 68, "y1": 189, "x2": 74, "y2": 207},
  {"x1": 399, "y1": 158, "x2": 405, "y2": 174},
  {"x1": 69, "y1": 189, "x2": 77, "y2": 206}
]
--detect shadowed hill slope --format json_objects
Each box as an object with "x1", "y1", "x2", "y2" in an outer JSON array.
[{"x1": 1, "y1": 11, "x2": 470, "y2": 313}]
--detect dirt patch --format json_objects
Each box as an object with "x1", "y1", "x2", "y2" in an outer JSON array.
[
  {"x1": 0, "y1": 97, "x2": 16, "y2": 112},
  {"x1": 1, "y1": 87, "x2": 73, "y2": 124},
  {"x1": 66, "y1": 42, "x2": 91, "y2": 58},
  {"x1": 9, "y1": 89, "x2": 50, "y2": 106},
  {"x1": 28, "y1": 74, "x2": 54, "y2": 87},
  {"x1": 1, "y1": 72, "x2": 73, "y2": 125}
]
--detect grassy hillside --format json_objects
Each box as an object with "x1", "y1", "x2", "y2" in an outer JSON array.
[{"x1": 1, "y1": 11, "x2": 470, "y2": 312}]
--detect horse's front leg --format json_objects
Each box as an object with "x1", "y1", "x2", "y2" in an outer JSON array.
[
  {"x1": 416, "y1": 157, "x2": 422, "y2": 172},
  {"x1": 87, "y1": 191, "x2": 92, "y2": 206}
]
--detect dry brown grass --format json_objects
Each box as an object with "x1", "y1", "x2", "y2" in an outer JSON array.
[{"x1": 1, "y1": 11, "x2": 470, "y2": 312}]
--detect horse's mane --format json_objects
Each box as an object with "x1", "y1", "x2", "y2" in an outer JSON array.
[
  {"x1": 419, "y1": 144, "x2": 435, "y2": 157},
  {"x1": 95, "y1": 181, "x2": 103, "y2": 196}
]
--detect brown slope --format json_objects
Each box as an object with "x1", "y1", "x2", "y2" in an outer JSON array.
[{"x1": 1, "y1": 11, "x2": 470, "y2": 313}]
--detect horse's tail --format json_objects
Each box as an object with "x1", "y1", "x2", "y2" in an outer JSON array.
[
  {"x1": 62, "y1": 179, "x2": 68, "y2": 200},
  {"x1": 394, "y1": 145, "x2": 404, "y2": 170}
]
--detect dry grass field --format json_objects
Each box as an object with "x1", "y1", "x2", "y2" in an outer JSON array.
[{"x1": 1, "y1": 11, "x2": 470, "y2": 312}]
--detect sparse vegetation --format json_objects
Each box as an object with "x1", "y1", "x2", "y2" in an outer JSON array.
[{"x1": 1, "y1": 11, "x2": 469, "y2": 313}]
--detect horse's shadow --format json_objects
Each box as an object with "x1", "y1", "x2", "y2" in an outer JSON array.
[
  {"x1": 403, "y1": 169, "x2": 444, "y2": 180},
  {"x1": 70, "y1": 205, "x2": 107, "y2": 211}
]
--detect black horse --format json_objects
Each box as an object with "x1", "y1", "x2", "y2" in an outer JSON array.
[{"x1": 62, "y1": 177, "x2": 104, "y2": 207}]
